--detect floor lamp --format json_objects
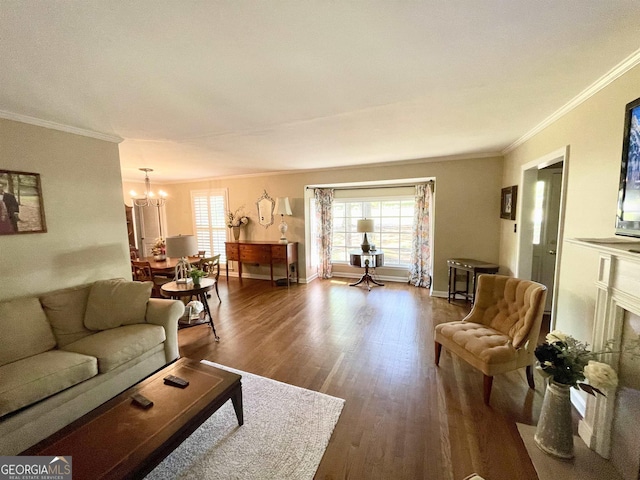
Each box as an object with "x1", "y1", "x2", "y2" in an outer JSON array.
[{"x1": 166, "y1": 235, "x2": 197, "y2": 283}]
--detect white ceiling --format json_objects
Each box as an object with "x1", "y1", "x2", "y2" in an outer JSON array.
[{"x1": 1, "y1": 1, "x2": 640, "y2": 182}]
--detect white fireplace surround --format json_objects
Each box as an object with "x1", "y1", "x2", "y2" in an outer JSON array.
[{"x1": 568, "y1": 238, "x2": 640, "y2": 458}]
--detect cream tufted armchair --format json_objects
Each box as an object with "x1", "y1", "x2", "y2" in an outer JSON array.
[{"x1": 435, "y1": 274, "x2": 547, "y2": 404}]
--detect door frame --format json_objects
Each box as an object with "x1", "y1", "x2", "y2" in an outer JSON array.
[{"x1": 515, "y1": 146, "x2": 570, "y2": 330}]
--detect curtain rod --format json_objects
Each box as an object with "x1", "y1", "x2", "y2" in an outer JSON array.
[{"x1": 306, "y1": 180, "x2": 433, "y2": 191}]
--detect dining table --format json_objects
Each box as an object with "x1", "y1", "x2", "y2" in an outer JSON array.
[{"x1": 136, "y1": 256, "x2": 202, "y2": 275}]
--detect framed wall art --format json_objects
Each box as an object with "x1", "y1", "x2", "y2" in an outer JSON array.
[
  {"x1": 0, "y1": 169, "x2": 47, "y2": 235},
  {"x1": 500, "y1": 185, "x2": 517, "y2": 220}
]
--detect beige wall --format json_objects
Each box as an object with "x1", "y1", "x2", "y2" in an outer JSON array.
[
  {"x1": 0, "y1": 118, "x2": 131, "y2": 301},
  {"x1": 502, "y1": 64, "x2": 640, "y2": 341},
  {"x1": 158, "y1": 155, "x2": 503, "y2": 293}
]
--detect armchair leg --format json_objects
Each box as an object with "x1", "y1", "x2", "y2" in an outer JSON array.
[
  {"x1": 435, "y1": 342, "x2": 442, "y2": 365},
  {"x1": 483, "y1": 375, "x2": 493, "y2": 405},
  {"x1": 526, "y1": 365, "x2": 535, "y2": 390}
]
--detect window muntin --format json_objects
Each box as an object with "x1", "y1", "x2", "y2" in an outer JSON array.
[{"x1": 331, "y1": 197, "x2": 414, "y2": 266}]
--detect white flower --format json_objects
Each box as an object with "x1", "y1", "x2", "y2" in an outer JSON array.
[
  {"x1": 153, "y1": 237, "x2": 165, "y2": 248},
  {"x1": 546, "y1": 330, "x2": 568, "y2": 343},
  {"x1": 227, "y1": 207, "x2": 248, "y2": 228},
  {"x1": 584, "y1": 361, "x2": 618, "y2": 390}
]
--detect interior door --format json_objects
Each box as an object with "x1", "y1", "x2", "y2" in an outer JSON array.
[
  {"x1": 134, "y1": 205, "x2": 163, "y2": 257},
  {"x1": 532, "y1": 167, "x2": 562, "y2": 312}
]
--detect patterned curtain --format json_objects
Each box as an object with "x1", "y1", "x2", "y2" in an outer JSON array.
[
  {"x1": 314, "y1": 188, "x2": 334, "y2": 279},
  {"x1": 409, "y1": 182, "x2": 433, "y2": 288}
]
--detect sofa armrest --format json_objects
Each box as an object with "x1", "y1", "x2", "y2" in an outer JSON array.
[{"x1": 145, "y1": 299, "x2": 185, "y2": 362}]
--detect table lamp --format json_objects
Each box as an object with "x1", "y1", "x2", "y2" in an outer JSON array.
[
  {"x1": 274, "y1": 197, "x2": 293, "y2": 243},
  {"x1": 357, "y1": 219, "x2": 374, "y2": 253},
  {"x1": 165, "y1": 234, "x2": 197, "y2": 283}
]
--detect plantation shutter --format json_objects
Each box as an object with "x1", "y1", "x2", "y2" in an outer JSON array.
[{"x1": 191, "y1": 189, "x2": 228, "y2": 262}]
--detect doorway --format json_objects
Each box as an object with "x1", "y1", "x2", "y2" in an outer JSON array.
[
  {"x1": 516, "y1": 146, "x2": 569, "y2": 328},
  {"x1": 134, "y1": 204, "x2": 166, "y2": 257}
]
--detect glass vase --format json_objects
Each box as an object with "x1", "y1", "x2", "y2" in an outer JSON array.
[{"x1": 232, "y1": 226, "x2": 240, "y2": 241}]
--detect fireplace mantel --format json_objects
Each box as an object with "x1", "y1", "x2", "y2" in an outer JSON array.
[{"x1": 567, "y1": 237, "x2": 640, "y2": 458}]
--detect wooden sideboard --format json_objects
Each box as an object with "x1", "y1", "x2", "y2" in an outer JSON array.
[{"x1": 225, "y1": 241, "x2": 299, "y2": 286}]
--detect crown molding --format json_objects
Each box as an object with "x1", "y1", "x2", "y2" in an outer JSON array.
[
  {"x1": 503, "y1": 47, "x2": 640, "y2": 154},
  {"x1": 0, "y1": 110, "x2": 123, "y2": 143},
  {"x1": 134, "y1": 150, "x2": 503, "y2": 184}
]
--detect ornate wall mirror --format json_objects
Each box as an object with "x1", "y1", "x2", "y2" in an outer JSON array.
[{"x1": 256, "y1": 190, "x2": 275, "y2": 228}]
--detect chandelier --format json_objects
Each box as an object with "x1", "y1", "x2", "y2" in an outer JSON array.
[{"x1": 130, "y1": 168, "x2": 167, "y2": 208}]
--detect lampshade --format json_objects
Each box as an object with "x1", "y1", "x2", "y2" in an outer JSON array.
[
  {"x1": 165, "y1": 235, "x2": 197, "y2": 258},
  {"x1": 357, "y1": 219, "x2": 374, "y2": 233},
  {"x1": 274, "y1": 197, "x2": 292, "y2": 216}
]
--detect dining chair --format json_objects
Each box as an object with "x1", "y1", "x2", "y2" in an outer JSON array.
[
  {"x1": 434, "y1": 274, "x2": 547, "y2": 405},
  {"x1": 129, "y1": 246, "x2": 139, "y2": 260},
  {"x1": 198, "y1": 254, "x2": 221, "y2": 302},
  {"x1": 131, "y1": 260, "x2": 172, "y2": 298}
]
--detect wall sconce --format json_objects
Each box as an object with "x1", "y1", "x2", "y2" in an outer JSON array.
[{"x1": 274, "y1": 197, "x2": 292, "y2": 244}]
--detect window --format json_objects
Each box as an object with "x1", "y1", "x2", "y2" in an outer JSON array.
[
  {"x1": 191, "y1": 189, "x2": 228, "y2": 262},
  {"x1": 331, "y1": 196, "x2": 414, "y2": 266}
]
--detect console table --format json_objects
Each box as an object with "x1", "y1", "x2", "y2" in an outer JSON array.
[
  {"x1": 447, "y1": 258, "x2": 499, "y2": 304},
  {"x1": 225, "y1": 241, "x2": 298, "y2": 286}
]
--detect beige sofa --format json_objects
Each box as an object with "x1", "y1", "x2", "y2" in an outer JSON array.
[{"x1": 0, "y1": 278, "x2": 185, "y2": 455}]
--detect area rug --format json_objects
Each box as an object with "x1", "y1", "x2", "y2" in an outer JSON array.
[{"x1": 145, "y1": 360, "x2": 345, "y2": 480}]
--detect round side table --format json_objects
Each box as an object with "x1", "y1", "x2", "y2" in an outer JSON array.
[{"x1": 161, "y1": 278, "x2": 220, "y2": 341}]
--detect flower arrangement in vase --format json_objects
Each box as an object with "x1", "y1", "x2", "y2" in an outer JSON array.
[
  {"x1": 535, "y1": 330, "x2": 623, "y2": 395},
  {"x1": 533, "y1": 330, "x2": 640, "y2": 458},
  {"x1": 151, "y1": 237, "x2": 166, "y2": 260},
  {"x1": 226, "y1": 206, "x2": 249, "y2": 240}
]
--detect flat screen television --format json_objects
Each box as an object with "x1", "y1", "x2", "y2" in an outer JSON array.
[{"x1": 616, "y1": 96, "x2": 640, "y2": 238}]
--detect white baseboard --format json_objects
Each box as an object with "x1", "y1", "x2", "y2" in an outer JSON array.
[{"x1": 431, "y1": 290, "x2": 448, "y2": 298}]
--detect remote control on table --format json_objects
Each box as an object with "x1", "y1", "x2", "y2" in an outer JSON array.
[
  {"x1": 164, "y1": 375, "x2": 189, "y2": 388},
  {"x1": 131, "y1": 393, "x2": 153, "y2": 409}
]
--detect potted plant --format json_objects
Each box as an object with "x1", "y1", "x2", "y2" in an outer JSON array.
[{"x1": 189, "y1": 268, "x2": 207, "y2": 287}]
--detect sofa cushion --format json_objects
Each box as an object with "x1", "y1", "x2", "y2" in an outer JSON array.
[
  {"x1": 0, "y1": 297, "x2": 56, "y2": 368},
  {"x1": 84, "y1": 279, "x2": 152, "y2": 331},
  {"x1": 40, "y1": 284, "x2": 93, "y2": 347},
  {"x1": 62, "y1": 324, "x2": 166, "y2": 373},
  {"x1": 0, "y1": 350, "x2": 97, "y2": 417}
]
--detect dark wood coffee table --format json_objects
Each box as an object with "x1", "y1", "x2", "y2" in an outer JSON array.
[{"x1": 22, "y1": 358, "x2": 242, "y2": 480}]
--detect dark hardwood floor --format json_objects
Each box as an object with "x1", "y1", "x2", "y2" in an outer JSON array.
[{"x1": 178, "y1": 276, "x2": 543, "y2": 480}]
